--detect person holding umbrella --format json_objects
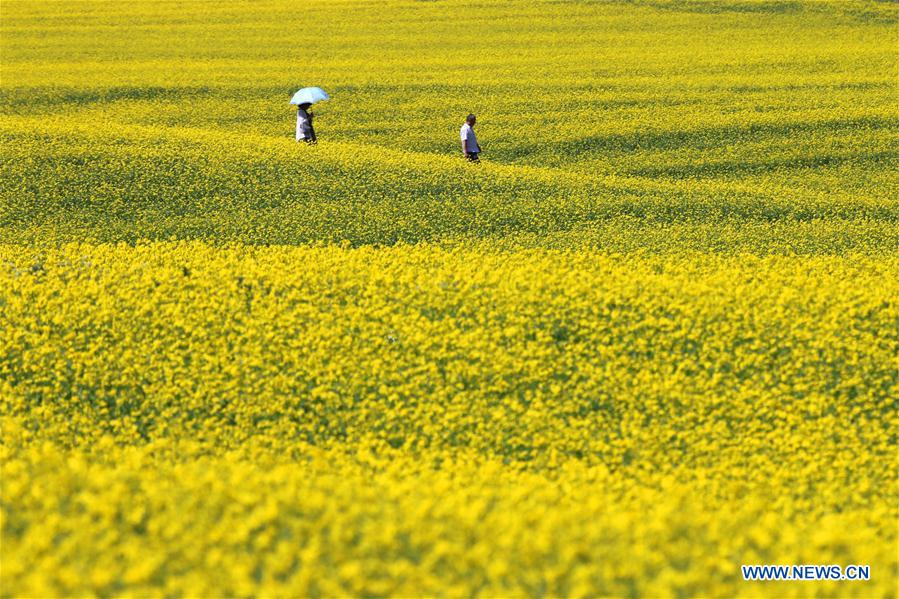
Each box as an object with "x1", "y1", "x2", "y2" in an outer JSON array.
[
  {"x1": 290, "y1": 87, "x2": 329, "y2": 144},
  {"x1": 296, "y1": 103, "x2": 316, "y2": 144}
]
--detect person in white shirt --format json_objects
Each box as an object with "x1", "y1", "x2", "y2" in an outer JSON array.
[
  {"x1": 296, "y1": 103, "x2": 317, "y2": 143},
  {"x1": 460, "y1": 114, "x2": 481, "y2": 162}
]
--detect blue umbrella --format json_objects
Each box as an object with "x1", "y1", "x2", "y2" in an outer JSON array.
[{"x1": 290, "y1": 87, "x2": 330, "y2": 105}]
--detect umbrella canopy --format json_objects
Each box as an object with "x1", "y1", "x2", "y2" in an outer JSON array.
[{"x1": 290, "y1": 87, "x2": 330, "y2": 105}]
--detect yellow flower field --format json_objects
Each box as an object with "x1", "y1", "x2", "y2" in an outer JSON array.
[{"x1": 1, "y1": 0, "x2": 897, "y2": 597}]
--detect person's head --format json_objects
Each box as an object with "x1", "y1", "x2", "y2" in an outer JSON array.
[
  {"x1": 466, "y1": 113, "x2": 476, "y2": 126},
  {"x1": 298, "y1": 102, "x2": 311, "y2": 111}
]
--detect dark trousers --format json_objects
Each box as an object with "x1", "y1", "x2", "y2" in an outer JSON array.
[
  {"x1": 301, "y1": 125, "x2": 317, "y2": 144},
  {"x1": 466, "y1": 152, "x2": 480, "y2": 162}
]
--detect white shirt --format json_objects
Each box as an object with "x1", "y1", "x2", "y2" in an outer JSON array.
[{"x1": 460, "y1": 123, "x2": 480, "y2": 153}]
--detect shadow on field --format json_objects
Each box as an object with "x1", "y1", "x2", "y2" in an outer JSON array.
[
  {"x1": 506, "y1": 116, "x2": 897, "y2": 173},
  {"x1": 0, "y1": 86, "x2": 215, "y2": 111}
]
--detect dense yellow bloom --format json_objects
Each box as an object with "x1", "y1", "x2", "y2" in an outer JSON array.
[
  {"x1": 1, "y1": 243, "x2": 897, "y2": 596},
  {"x1": 1, "y1": 0, "x2": 896, "y2": 251},
  {"x1": 1, "y1": 0, "x2": 897, "y2": 596}
]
